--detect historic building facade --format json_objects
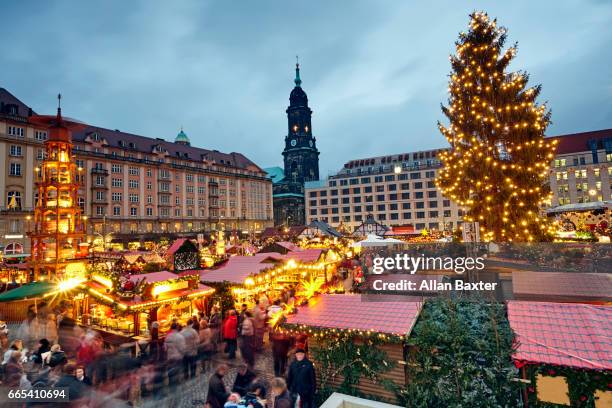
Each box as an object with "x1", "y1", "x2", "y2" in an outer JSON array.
[
  {"x1": 267, "y1": 62, "x2": 320, "y2": 227},
  {"x1": 548, "y1": 129, "x2": 612, "y2": 207},
  {"x1": 0, "y1": 88, "x2": 273, "y2": 254}
]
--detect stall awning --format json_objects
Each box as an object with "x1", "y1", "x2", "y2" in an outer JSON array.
[
  {"x1": 508, "y1": 301, "x2": 612, "y2": 370},
  {"x1": 546, "y1": 200, "x2": 611, "y2": 214},
  {"x1": 0, "y1": 282, "x2": 57, "y2": 302}
]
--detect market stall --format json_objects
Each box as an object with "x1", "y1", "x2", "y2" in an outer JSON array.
[
  {"x1": 508, "y1": 301, "x2": 612, "y2": 407},
  {"x1": 279, "y1": 294, "x2": 423, "y2": 404},
  {"x1": 78, "y1": 270, "x2": 214, "y2": 338},
  {"x1": 200, "y1": 248, "x2": 341, "y2": 309}
]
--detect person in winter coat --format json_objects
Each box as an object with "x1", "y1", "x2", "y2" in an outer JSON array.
[
  {"x1": 231, "y1": 364, "x2": 256, "y2": 396},
  {"x1": 222, "y1": 310, "x2": 238, "y2": 359},
  {"x1": 206, "y1": 364, "x2": 230, "y2": 408},
  {"x1": 16, "y1": 309, "x2": 39, "y2": 350},
  {"x1": 181, "y1": 319, "x2": 199, "y2": 379},
  {"x1": 270, "y1": 330, "x2": 292, "y2": 376},
  {"x1": 239, "y1": 311, "x2": 255, "y2": 368},
  {"x1": 287, "y1": 349, "x2": 316, "y2": 408},
  {"x1": 209, "y1": 306, "x2": 222, "y2": 347},
  {"x1": 271, "y1": 377, "x2": 292, "y2": 408},
  {"x1": 164, "y1": 323, "x2": 186, "y2": 387},
  {"x1": 252, "y1": 302, "x2": 266, "y2": 351},
  {"x1": 198, "y1": 321, "x2": 214, "y2": 371}
]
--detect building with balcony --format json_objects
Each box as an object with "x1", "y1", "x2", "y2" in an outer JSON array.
[{"x1": 0, "y1": 87, "x2": 273, "y2": 254}]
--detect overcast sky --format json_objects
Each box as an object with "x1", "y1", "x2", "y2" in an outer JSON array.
[{"x1": 2, "y1": 1, "x2": 611, "y2": 176}]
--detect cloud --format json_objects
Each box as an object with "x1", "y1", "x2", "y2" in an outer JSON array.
[{"x1": 1, "y1": 0, "x2": 611, "y2": 175}]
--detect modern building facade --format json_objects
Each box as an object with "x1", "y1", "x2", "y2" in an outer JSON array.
[
  {"x1": 548, "y1": 129, "x2": 612, "y2": 206},
  {"x1": 0, "y1": 88, "x2": 273, "y2": 254},
  {"x1": 305, "y1": 149, "x2": 464, "y2": 232},
  {"x1": 267, "y1": 62, "x2": 320, "y2": 227}
]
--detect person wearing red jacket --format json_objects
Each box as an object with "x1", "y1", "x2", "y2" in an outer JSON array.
[{"x1": 222, "y1": 310, "x2": 238, "y2": 359}]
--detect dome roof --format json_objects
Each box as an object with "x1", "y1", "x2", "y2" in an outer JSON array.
[
  {"x1": 290, "y1": 86, "x2": 308, "y2": 107},
  {"x1": 175, "y1": 128, "x2": 190, "y2": 145}
]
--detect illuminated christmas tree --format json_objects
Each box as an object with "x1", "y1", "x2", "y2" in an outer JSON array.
[{"x1": 436, "y1": 12, "x2": 556, "y2": 242}]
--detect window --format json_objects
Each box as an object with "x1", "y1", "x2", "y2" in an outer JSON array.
[
  {"x1": 95, "y1": 176, "x2": 105, "y2": 186},
  {"x1": 37, "y1": 149, "x2": 46, "y2": 160},
  {"x1": 146, "y1": 207, "x2": 153, "y2": 216},
  {"x1": 416, "y1": 202, "x2": 425, "y2": 209},
  {"x1": 7, "y1": 191, "x2": 22, "y2": 209},
  {"x1": 112, "y1": 192, "x2": 122, "y2": 202},
  {"x1": 389, "y1": 203, "x2": 398, "y2": 210},
  {"x1": 147, "y1": 195, "x2": 153, "y2": 204},
  {"x1": 416, "y1": 211, "x2": 425, "y2": 219},
  {"x1": 4, "y1": 242, "x2": 23, "y2": 255},
  {"x1": 429, "y1": 201, "x2": 438, "y2": 208},
  {"x1": 385, "y1": 175, "x2": 395, "y2": 182},
  {"x1": 113, "y1": 206, "x2": 121, "y2": 216},
  {"x1": 35, "y1": 130, "x2": 47, "y2": 141},
  {"x1": 429, "y1": 211, "x2": 439, "y2": 218},
  {"x1": 374, "y1": 176, "x2": 383, "y2": 183},
  {"x1": 556, "y1": 171, "x2": 568, "y2": 180},
  {"x1": 198, "y1": 186, "x2": 205, "y2": 194},
  {"x1": 410, "y1": 172, "x2": 421, "y2": 180},
  {"x1": 96, "y1": 206, "x2": 105, "y2": 216},
  {"x1": 146, "y1": 168, "x2": 152, "y2": 177},
  {"x1": 401, "y1": 193, "x2": 410, "y2": 200},
  {"x1": 402, "y1": 202, "x2": 411, "y2": 209},
  {"x1": 9, "y1": 163, "x2": 21, "y2": 176},
  {"x1": 128, "y1": 166, "x2": 139, "y2": 175},
  {"x1": 129, "y1": 194, "x2": 139, "y2": 203},
  {"x1": 389, "y1": 194, "x2": 398, "y2": 200},
  {"x1": 186, "y1": 174, "x2": 193, "y2": 182},
  {"x1": 364, "y1": 186, "x2": 372, "y2": 193},
  {"x1": 414, "y1": 182, "x2": 423, "y2": 189},
  {"x1": 403, "y1": 212, "x2": 411, "y2": 219},
  {"x1": 129, "y1": 179, "x2": 139, "y2": 189},
  {"x1": 8, "y1": 126, "x2": 24, "y2": 137},
  {"x1": 353, "y1": 206, "x2": 362, "y2": 213},
  {"x1": 112, "y1": 178, "x2": 123, "y2": 187},
  {"x1": 9, "y1": 145, "x2": 22, "y2": 156},
  {"x1": 111, "y1": 164, "x2": 123, "y2": 173},
  {"x1": 377, "y1": 204, "x2": 385, "y2": 211},
  {"x1": 444, "y1": 210, "x2": 452, "y2": 217},
  {"x1": 342, "y1": 197, "x2": 350, "y2": 204},
  {"x1": 95, "y1": 191, "x2": 105, "y2": 201},
  {"x1": 443, "y1": 200, "x2": 450, "y2": 207},
  {"x1": 353, "y1": 197, "x2": 361, "y2": 203},
  {"x1": 130, "y1": 207, "x2": 138, "y2": 216}
]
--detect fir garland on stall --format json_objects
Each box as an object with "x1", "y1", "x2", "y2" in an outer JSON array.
[
  {"x1": 525, "y1": 364, "x2": 612, "y2": 407},
  {"x1": 402, "y1": 296, "x2": 520, "y2": 408},
  {"x1": 308, "y1": 332, "x2": 398, "y2": 405}
]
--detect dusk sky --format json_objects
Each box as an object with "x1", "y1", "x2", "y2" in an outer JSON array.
[{"x1": 2, "y1": 1, "x2": 611, "y2": 176}]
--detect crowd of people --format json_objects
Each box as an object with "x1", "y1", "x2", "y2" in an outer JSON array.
[{"x1": 0, "y1": 294, "x2": 318, "y2": 407}]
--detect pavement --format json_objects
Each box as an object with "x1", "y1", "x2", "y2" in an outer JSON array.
[{"x1": 141, "y1": 343, "x2": 276, "y2": 408}]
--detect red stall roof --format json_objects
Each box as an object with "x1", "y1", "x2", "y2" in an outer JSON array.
[
  {"x1": 512, "y1": 272, "x2": 612, "y2": 303},
  {"x1": 199, "y1": 253, "x2": 284, "y2": 284},
  {"x1": 284, "y1": 294, "x2": 423, "y2": 336},
  {"x1": 508, "y1": 301, "x2": 612, "y2": 371}
]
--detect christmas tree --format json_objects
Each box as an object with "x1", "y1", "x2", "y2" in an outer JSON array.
[{"x1": 436, "y1": 12, "x2": 556, "y2": 242}]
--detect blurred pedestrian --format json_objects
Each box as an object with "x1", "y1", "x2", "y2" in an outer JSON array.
[
  {"x1": 239, "y1": 311, "x2": 255, "y2": 368},
  {"x1": 181, "y1": 319, "x2": 199, "y2": 379},
  {"x1": 271, "y1": 377, "x2": 292, "y2": 408},
  {"x1": 164, "y1": 322, "x2": 186, "y2": 388},
  {"x1": 222, "y1": 310, "x2": 238, "y2": 359},
  {"x1": 206, "y1": 364, "x2": 229, "y2": 408},
  {"x1": 232, "y1": 364, "x2": 256, "y2": 396}
]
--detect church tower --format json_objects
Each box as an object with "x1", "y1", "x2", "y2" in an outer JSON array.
[{"x1": 283, "y1": 61, "x2": 320, "y2": 183}]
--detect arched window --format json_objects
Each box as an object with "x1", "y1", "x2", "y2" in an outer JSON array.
[{"x1": 5, "y1": 242, "x2": 24, "y2": 255}]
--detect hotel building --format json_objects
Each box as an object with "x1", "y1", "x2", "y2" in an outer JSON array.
[
  {"x1": 305, "y1": 149, "x2": 464, "y2": 232},
  {"x1": 0, "y1": 88, "x2": 273, "y2": 255}
]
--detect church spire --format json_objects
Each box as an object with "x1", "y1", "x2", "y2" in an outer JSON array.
[{"x1": 294, "y1": 55, "x2": 302, "y2": 87}]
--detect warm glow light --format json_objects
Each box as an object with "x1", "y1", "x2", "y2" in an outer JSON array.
[{"x1": 57, "y1": 277, "x2": 85, "y2": 292}]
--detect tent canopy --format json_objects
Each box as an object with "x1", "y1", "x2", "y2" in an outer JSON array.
[
  {"x1": 0, "y1": 282, "x2": 57, "y2": 302},
  {"x1": 352, "y1": 234, "x2": 403, "y2": 247}
]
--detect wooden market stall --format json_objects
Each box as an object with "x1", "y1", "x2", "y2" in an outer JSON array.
[
  {"x1": 78, "y1": 270, "x2": 214, "y2": 339},
  {"x1": 200, "y1": 248, "x2": 340, "y2": 308},
  {"x1": 279, "y1": 294, "x2": 423, "y2": 404},
  {"x1": 508, "y1": 301, "x2": 612, "y2": 407},
  {"x1": 166, "y1": 238, "x2": 200, "y2": 272}
]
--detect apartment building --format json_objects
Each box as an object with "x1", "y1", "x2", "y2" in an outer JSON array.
[
  {"x1": 305, "y1": 149, "x2": 464, "y2": 232},
  {"x1": 0, "y1": 88, "x2": 273, "y2": 254},
  {"x1": 548, "y1": 129, "x2": 612, "y2": 206}
]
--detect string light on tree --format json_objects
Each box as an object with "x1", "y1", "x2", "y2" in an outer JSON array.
[{"x1": 436, "y1": 11, "x2": 556, "y2": 242}]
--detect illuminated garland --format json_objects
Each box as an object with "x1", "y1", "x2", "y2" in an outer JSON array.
[{"x1": 278, "y1": 321, "x2": 404, "y2": 343}]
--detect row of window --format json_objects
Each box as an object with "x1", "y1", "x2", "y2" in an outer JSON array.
[
  {"x1": 308, "y1": 182, "x2": 437, "y2": 198},
  {"x1": 326, "y1": 170, "x2": 437, "y2": 187},
  {"x1": 310, "y1": 207, "x2": 453, "y2": 219},
  {"x1": 309, "y1": 194, "x2": 447, "y2": 206}
]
